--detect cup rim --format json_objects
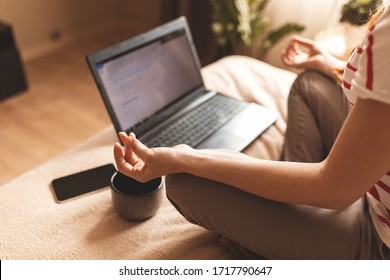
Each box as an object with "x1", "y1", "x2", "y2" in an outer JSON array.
[{"x1": 110, "y1": 171, "x2": 163, "y2": 197}]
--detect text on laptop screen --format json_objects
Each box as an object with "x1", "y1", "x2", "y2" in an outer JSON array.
[{"x1": 96, "y1": 30, "x2": 202, "y2": 132}]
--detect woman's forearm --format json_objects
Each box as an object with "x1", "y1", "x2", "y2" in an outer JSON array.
[
  {"x1": 173, "y1": 99, "x2": 390, "y2": 210},
  {"x1": 177, "y1": 149, "x2": 330, "y2": 208}
]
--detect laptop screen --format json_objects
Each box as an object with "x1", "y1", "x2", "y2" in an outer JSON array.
[{"x1": 95, "y1": 29, "x2": 203, "y2": 132}]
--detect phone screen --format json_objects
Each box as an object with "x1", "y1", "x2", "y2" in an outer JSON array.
[{"x1": 51, "y1": 164, "x2": 116, "y2": 203}]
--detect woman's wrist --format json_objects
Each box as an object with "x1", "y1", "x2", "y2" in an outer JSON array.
[
  {"x1": 324, "y1": 56, "x2": 346, "y2": 81},
  {"x1": 170, "y1": 147, "x2": 198, "y2": 175}
]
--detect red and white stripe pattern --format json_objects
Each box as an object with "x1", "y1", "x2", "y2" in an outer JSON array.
[
  {"x1": 368, "y1": 172, "x2": 390, "y2": 228},
  {"x1": 342, "y1": 6, "x2": 390, "y2": 248},
  {"x1": 342, "y1": 44, "x2": 365, "y2": 106}
]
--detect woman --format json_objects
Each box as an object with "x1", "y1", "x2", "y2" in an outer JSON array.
[{"x1": 113, "y1": 4, "x2": 390, "y2": 259}]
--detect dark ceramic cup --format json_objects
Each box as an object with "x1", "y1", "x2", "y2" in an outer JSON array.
[{"x1": 110, "y1": 172, "x2": 164, "y2": 221}]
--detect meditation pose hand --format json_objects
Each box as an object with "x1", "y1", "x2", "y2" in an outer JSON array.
[
  {"x1": 281, "y1": 36, "x2": 346, "y2": 81},
  {"x1": 113, "y1": 132, "x2": 189, "y2": 182}
]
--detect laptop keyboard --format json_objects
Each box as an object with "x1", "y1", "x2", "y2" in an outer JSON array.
[{"x1": 144, "y1": 94, "x2": 247, "y2": 148}]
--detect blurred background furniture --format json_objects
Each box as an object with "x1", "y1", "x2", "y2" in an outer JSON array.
[{"x1": 0, "y1": 20, "x2": 27, "y2": 100}]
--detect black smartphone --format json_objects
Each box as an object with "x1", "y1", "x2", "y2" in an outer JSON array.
[{"x1": 51, "y1": 163, "x2": 116, "y2": 203}]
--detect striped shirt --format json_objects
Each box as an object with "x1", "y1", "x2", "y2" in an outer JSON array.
[{"x1": 342, "y1": 5, "x2": 390, "y2": 248}]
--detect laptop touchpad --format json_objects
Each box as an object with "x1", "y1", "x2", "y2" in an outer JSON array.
[{"x1": 197, "y1": 131, "x2": 244, "y2": 150}]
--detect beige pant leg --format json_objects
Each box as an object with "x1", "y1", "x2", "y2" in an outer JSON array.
[
  {"x1": 280, "y1": 71, "x2": 350, "y2": 162},
  {"x1": 166, "y1": 173, "x2": 382, "y2": 259},
  {"x1": 166, "y1": 71, "x2": 385, "y2": 259}
]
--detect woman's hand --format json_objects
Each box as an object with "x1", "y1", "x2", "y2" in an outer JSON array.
[
  {"x1": 113, "y1": 132, "x2": 191, "y2": 182},
  {"x1": 281, "y1": 36, "x2": 346, "y2": 80}
]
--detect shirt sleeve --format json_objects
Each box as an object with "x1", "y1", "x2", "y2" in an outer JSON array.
[{"x1": 351, "y1": 6, "x2": 390, "y2": 106}]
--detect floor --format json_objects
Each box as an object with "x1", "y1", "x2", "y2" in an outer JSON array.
[{"x1": 0, "y1": 23, "x2": 136, "y2": 185}]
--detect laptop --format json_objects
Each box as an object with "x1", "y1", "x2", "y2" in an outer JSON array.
[{"x1": 86, "y1": 17, "x2": 279, "y2": 151}]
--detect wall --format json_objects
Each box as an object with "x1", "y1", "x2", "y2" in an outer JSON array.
[
  {"x1": 0, "y1": 0, "x2": 121, "y2": 60},
  {"x1": 117, "y1": 0, "x2": 163, "y2": 32},
  {"x1": 0, "y1": 0, "x2": 348, "y2": 67},
  {"x1": 0, "y1": 0, "x2": 165, "y2": 61}
]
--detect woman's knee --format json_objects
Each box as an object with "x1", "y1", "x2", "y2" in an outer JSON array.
[
  {"x1": 290, "y1": 71, "x2": 335, "y2": 98},
  {"x1": 288, "y1": 70, "x2": 342, "y2": 113},
  {"x1": 293, "y1": 70, "x2": 333, "y2": 88}
]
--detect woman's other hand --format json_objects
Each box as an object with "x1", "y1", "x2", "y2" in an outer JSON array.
[{"x1": 281, "y1": 36, "x2": 346, "y2": 80}]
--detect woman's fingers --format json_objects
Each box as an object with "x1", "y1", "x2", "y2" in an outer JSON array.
[
  {"x1": 127, "y1": 133, "x2": 153, "y2": 163},
  {"x1": 281, "y1": 49, "x2": 292, "y2": 66},
  {"x1": 115, "y1": 132, "x2": 141, "y2": 172},
  {"x1": 118, "y1": 132, "x2": 144, "y2": 166},
  {"x1": 119, "y1": 132, "x2": 127, "y2": 145},
  {"x1": 113, "y1": 142, "x2": 133, "y2": 174}
]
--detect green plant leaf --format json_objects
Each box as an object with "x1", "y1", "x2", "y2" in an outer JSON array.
[
  {"x1": 210, "y1": 0, "x2": 240, "y2": 47},
  {"x1": 257, "y1": 0, "x2": 270, "y2": 12},
  {"x1": 236, "y1": 0, "x2": 252, "y2": 45},
  {"x1": 210, "y1": 0, "x2": 305, "y2": 58},
  {"x1": 340, "y1": 0, "x2": 382, "y2": 26}
]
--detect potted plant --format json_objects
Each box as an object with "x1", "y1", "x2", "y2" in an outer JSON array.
[
  {"x1": 339, "y1": 0, "x2": 382, "y2": 54},
  {"x1": 210, "y1": 0, "x2": 305, "y2": 59},
  {"x1": 340, "y1": 0, "x2": 382, "y2": 26}
]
